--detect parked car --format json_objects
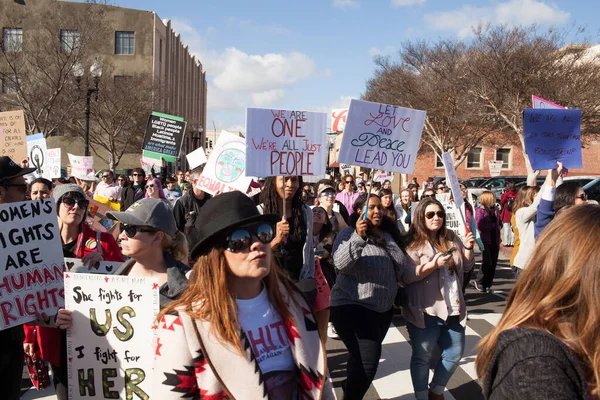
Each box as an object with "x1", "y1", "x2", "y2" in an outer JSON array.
[
  {"x1": 583, "y1": 178, "x2": 600, "y2": 203},
  {"x1": 471, "y1": 176, "x2": 530, "y2": 201},
  {"x1": 462, "y1": 177, "x2": 490, "y2": 188},
  {"x1": 562, "y1": 175, "x2": 598, "y2": 188}
]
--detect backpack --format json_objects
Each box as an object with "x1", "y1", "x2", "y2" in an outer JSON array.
[{"x1": 506, "y1": 197, "x2": 515, "y2": 212}]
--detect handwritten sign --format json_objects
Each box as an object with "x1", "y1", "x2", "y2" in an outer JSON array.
[
  {"x1": 331, "y1": 108, "x2": 349, "y2": 133},
  {"x1": 142, "y1": 111, "x2": 186, "y2": 163},
  {"x1": 64, "y1": 258, "x2": 122, "y2": 275},
  {"x1": 246, "y1": 108, "x2": 327, "y2": 177},
  {"x1": 68, "y1": 153, "x2": 95, "y2": 181},
  {"x1": 26, "y1": 133, "x2": 48, "y2": 179},
  {"x1": 532, "y1": 95, "x2": 564, "y2": 110},
  {"x1": 523, "y1": 108, "x2": 583, "y2": 170},
  {"x1": 46, "y1": 148, "x2": 62, "y2": 179},
  {"x1": 185, "y1": 146, "x2": 207, "y2": 170},
  {"x1": 0, "y1": 110, "x2": 27, "y2": 162},
  {"x1": 197, "y1": 131, "x2": 252, "y2": 195},
  {"x1": 0, "y1": 199, "x2": 64, "y2": 330},
  {"x1": 442, "y1": 152, "x2": 463, "y2": 210},
  {"x1": 488, "y1": 160, "x2": 503, "y2": 177},
  {"x1": 65, "y1": 273, "x2": 159, "y2": 400},
  {"x1": 338, "y1": 99, "x2": 426, "y2": 174},
  {"x1": 373, "y1": 170, "x2": 394, "y2": 183},
  {"x1": 436, "y1": 194, "x2": 466, "y2": 242}
]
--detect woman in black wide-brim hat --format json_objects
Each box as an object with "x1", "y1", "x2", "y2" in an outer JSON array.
[{"x1": 153, "y1": 191, "x2": 334, "y2": 399}]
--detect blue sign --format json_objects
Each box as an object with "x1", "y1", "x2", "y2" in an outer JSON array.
[{"x1": 523, "y1": 108, "x2": 582, "y2": 170}]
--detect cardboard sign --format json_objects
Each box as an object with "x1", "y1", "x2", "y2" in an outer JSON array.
[
  {"x1": 488, "y1": 160, "x2": 503, "y2": 177},
  {"x1": 0, "y1": 199, "x2": 64, "y2": 330},
  {"x1": 338, "y1": 99, "x2": 426, "y2": 174},
  {"x1": 197, "y1": 131, "x2": 253, "y2": 195},
  {"x1": 65, "y1": 273, "x2": 159, "y2": 399},
  {"x1": 532, "y1": 95, "x2": 564, "y2": 110},
  {"x1": 86, "y1": 198, "x2": 119, "y2": 237},
  {"x1": 442, "y1": 152, "x2": 464, "y2": 210},
  {"x1": 68, "y1": 153, "x2": 96, "y2": 181},
  {"x1": 142, "y1": 111, "x2": 186, "y2": 163},
  {"x1": 523, "y1": 108, "x2": 583, "y2": 170},
  {"x1": 245, "y1": 108, "x2": 327, "y2": 177},
  {"x1": 0, "y1": 110, "x2": 27, "y2": 162},
  {"x1": 26, "y1": 133, "x2": 48, "y2": 179},
  {"x1": 64, "y1": 258, "x2": 122, "y2": 275},
  {"x1": 185, "y1": 146, "x2": 207, "y2": 169},
  {"x1": 331, "y1": 108, "x2": 349, "y2": 133},
  {"x1": 46, "y1": 148, "x2": 62, "y2": 179}
]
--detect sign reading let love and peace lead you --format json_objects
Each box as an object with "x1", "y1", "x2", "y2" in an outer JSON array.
[
  {"x1": 337, "y1": 99, "x2": 426, "y2": 174},
  {"x1": 65, "y1": 273, "x2": 159, "y2": 399},
  {"x1": 245, "y1": 108, "x2": 327, "y2": 177}
]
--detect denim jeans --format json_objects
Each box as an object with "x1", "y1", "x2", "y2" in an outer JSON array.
[{"x1": 407, "y1": 314, "x2": 466, "y2": 400}]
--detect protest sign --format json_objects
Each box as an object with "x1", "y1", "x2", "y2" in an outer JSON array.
[
  {"x1": 46, "y1": 148, "x2": 62, "y2": 179},
  {"x1": 246, "y1": 108, "x2": 327, "y2": 177},
  {"x1": 303, "y1": 174, "x2": 330, "y2": 184},
  {"x1": 64, "y1": 258, "x2": 122, "y2": 274},
  {"x1": 186, "y1": 146, "x2": 207, "y2": 169},
  {"x1": 0, "y1": 110, "x2": 27, "y2": 162},
  {"x1": 142, "y1": 111, "x2": 186, "y2": 162},
  {"x1": 436, "y1": 194, "x2": 466, "y2": 241},
  {"x1": 532, "y1": 95, "x2": 564, "y2": 110},
  {"x1": 329, "y1": 133, "x2": 344, "y2": 167},
  {"x1": 339, "y1": 163, "x2": 353, "y2": 176},
  {"x1": 373, "y1": 171, "x2": 394, "y2": 183},
  {"x1": 26, "y1": 133, "x2": 48, "y2": 179},
  {"x1": 140, "y1": 151, "x2": 163, "y2": 177},
  {"x1": 65, "y1": 273, "x2": 158, "y2": 399},
  {"x1": 488, "y1": 160, "x2": 503, "y2": 177},
  {"x1": 331, "y1": 108, "x2": 349, "y2": 133},
  {"x1": 338, "y1": 99, "x2": 426, "y2": 174},
  {"x1": 0, "y1": 199, "x2": 64, "y2": 330},
  {"x1": 68, "y1": 153, "x2": 96, "y2": 181},
  {"x1": 442, "y1": 152, "x2": 464, "y2": 210},
  {"x1": 523, "y1": 108, "x2": 583, "y2": 170},
  {"x1": 197, "y1": 131, "x2": 252, "y2": 195}
]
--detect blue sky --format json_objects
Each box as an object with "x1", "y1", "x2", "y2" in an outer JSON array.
[{"x1": 111, "y1": 0, "x2": 598, "y2": 132}]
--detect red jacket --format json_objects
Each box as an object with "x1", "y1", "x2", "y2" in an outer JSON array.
[
  {"x1": 23, "y1": 224, "x2": 123, "y2": 366},
  {"x1": 499, "y1": 190, "x2": 518, "y2": 224}
]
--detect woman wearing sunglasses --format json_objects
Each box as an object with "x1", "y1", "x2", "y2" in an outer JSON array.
[
  {"x1": 316, "y1": 182, "x2": 348, "y2": 233},
  {"x1": 153, "y1": 191, "x2": 334, "y2": 399},
  {"x1": 25, "y1": 184, "x2": 122, "y2": 400},
  {"x1": 145, "y1": 177, "x2": 171, "y2": 207},
  {"x1": 404, "y1": 197, "x2": 475, "y2": 400}
]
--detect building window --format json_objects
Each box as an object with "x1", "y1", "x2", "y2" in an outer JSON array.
[
  {"x1": 495, "y1": 148, "x2": 511, "y2": 169},
  {"x1": 435, "y1": 154, "x2": 444, "y2": 168},
  {"x1": 2, "y1": 74, "x2": 18, "y2": 94},
  {"x1": 60, "y1": 30, "x2": 80, "y2": 52},
  {"x1": 115, "y1": 31, "x2": 135, "y2": 55},
  {"x1": 3, "y1": 28, "x2": 23, "y2": 52},
  {"x1": 466, "y1": 147, "x2": 483, "y2": 169}
]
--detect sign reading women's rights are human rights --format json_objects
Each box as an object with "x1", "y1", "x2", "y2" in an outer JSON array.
[{"x1": 337, "y1": 99, "x2": 426, "y2": 174}]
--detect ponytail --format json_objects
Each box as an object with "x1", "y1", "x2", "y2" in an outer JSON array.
[{"x1": 161, "y1": 231, "x2": 189, "y2": 262}]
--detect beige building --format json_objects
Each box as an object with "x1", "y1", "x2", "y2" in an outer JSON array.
[
  {"x1": 204, "y1": 130, "x2": 243, "y2": 158},
  {"x1": 0, "y1": 0, "x2": 207, "y2": 172}
]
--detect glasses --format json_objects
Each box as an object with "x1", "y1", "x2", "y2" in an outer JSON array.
[
  {"x1": 422, "y1": 194, "x2": 435, "y2": 198},
  {"x1": 146, "y1": 184, "x2": 155, "y2": 188},
  {"x1": 123, "y1": 225, "x2": 158, "y2": 239},
  {"x1": 117, "y1": 178, "x2": 124, "y2": 181},
  {"x1": 225, "y1": 223, "x2": 275, "y2": 252},
  {"x1": 345, "y1": 180, "x2": 354, "y2": 184},
  {"x1": 425, "y1": 211, "x2": 445, "y2": 219},
  {"x1": 62, "y1": 198, "x2": 90, "y2": 209},
  {"x1": 320, "y1": 192, "x2": 335, "y2": 198},
  {"x1": 576, "y1": 193, "x2": 588, "y2": 201},
  {"x1": 132, "y1": 173, "x2": 143, "y2": 177},
  {"x1": 102, "y1": 175, "x2": 111, "y2": 179}
]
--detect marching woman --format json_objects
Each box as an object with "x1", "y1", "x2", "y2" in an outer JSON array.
[
  {"x1": 25, "y1": 184, "x2": 122, "y2": 400},
  {"x1": 404, "y1": 197, "x2": 475, "y2": 400},
  {"x1": 153, "y1": 191, "x2": 334, "y2": 399},
  {"x1": 472, "y1": 190, "x2": 501, "y2": 293},
  {"x1": 512, "y1": 185, "x2": 541, "y2": 278}
]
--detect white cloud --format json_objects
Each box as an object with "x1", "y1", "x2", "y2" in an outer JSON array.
[
  {"x1": 424, "y1": 0, "x2": 570, "y2": 38},
  {"x1": 391, "y1": 0, "x2": 425, "y2": 7},
  {"x1": 333, "y1": 0, "x2": 359, "y2": 9},
  {"x1": 369, "y1": 46, "x2": 397, "y2": 58}
]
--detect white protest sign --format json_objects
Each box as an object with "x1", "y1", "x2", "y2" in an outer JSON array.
[
  {"x1": 442, "y1": 152, "x2": 464, "y2": 210},
  {"x1": 246, "y1": 108, "x2": 327, "y2": 177},
  {"x1": 331, "y1": 108, "x2": 349, "y2": 133},
  {"x1": 46, "y1": 148, "x2": 62, "y2": 179},
  {"x1": 26, "y1": 133, "x2": 48, "y2": 179},
  {"x1": 68, "y1": 153, "x2": 95, "y2": 180},
  {"x1": 65, "y1": 273, "x2": 159, "y2": 399},
  {"x1": 339, "y1": 163, "x2": 353, "y2": 176},
  {"x1": 436, "y1": 195, "x2": 466, "y2": 241},
  {"x1": 185, "y1": 146, "x2": 207, "y2": 170},
  {"x1": 197, "y1": 131, "x2": 253, "y2": 195},
  {"x1": 140, "y1": 156, "x2": 161, "y2": 177},
  {"x1": 64, "y1": 257, "x2": 122, "y2": 275},
  {"x1": 0, "y1": 199, "x2": 64, "y2": 330},
  {"x1": 488, "y1": 160, "x2": 503, "y2": 177},
  {"x1": 338, "y1": 99, "x2": 426, "y2": 174},
  {"x1": 373, "y1": 171, "x2": 394, "y2": 183}
]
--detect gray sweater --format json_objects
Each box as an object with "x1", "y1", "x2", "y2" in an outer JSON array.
[{"x1": 330, "y1": 227, "x2": 417, "y2": 313}]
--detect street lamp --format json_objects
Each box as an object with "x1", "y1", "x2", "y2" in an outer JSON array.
[{"x1": 73, "y1": 58, "x2": 102, "y2": 156}]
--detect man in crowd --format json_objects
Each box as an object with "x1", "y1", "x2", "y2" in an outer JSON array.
[
  {"x1": 164, "y1": 177, "x2": 182, "y2": 205},
  {"x1": 0, "y1": 156, "x2": 36, "y2": 398},
  {"x1": 94, "y1": 169, "x2": 121, "y2": 202},
  {"x1": 173, "y1": 168, "x2": 211, "y2": 259},
  {"x1": 175, "y1": 170, "x2": 187, "y2": 192},
  {"x1": 120, "y1": 168, "x2": 146, "y2": 212},
  {"x1": 335, "y1": 174, "x2": 359, "y2": 214}
]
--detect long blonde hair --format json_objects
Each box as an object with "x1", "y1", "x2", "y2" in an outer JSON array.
[
  {"x1": 157, "y1": 248, "x2": 299, "y2": 354},
  {"x1": 476, "y1": 204, "x2": 600, "y2": 396},
  {"x1": 160, "y1": 231, "x2": 188, "y2": 262}
]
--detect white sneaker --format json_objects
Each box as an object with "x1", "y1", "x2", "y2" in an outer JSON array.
[{"x1": 327, "y1": 324, "x2": 339, "y2": 339}]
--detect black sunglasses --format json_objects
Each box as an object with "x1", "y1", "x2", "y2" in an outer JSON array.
[
  {"x1": 102, "y1": 175, "x2": 111, "y2": 179},
  {"x1": 123, "y1": 225, "x2": 158, "y2": 239},
  {"x1": 62, "y1": 198, "x2": 90, "y2": 208},
  {"x1": 422, "y1": 194, "x2": 435, "y2": 198},
  {"x1": 225, "y1": 223, "x2": 275, "y2": 252},
  {"x1": 576, "y1": 193, "x2": 588, "y2": 201},
  {"x1": 425, "y1": 211, "x2": 445, "y2": 219},
  {"x1": 132, "y1": 173, "x2": 143, "y2": 177}
]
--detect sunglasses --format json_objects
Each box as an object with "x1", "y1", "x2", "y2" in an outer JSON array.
[
  {"x1": 132, "y1": 173, "x2": 143, "y2": 177},
  {"x1": 146, "y1": 184, "x2": 155, "y2": 188},
  {"x1": 123, "y1": 225, "x2": 158, "y2": 239},
  {"x1": 62, "y1": 198, "x2": 90, "y2": 209},
  {"x1": 320, "y1": 192, "x2": 335, "y2": 197},
  {"x1": 225, "y1": 223, "x2": 275, "y2": 252},
  {"x1": 102, "y1": 175, "x2": 111, "y2": 179},
  {"x1": 425, "y1": 211, "x2": 445, "y2": 219},
  {"x1": 576, "y1": 193, "x2": 588, "y2": 201},
  {"x1": 345, "y1": 181, "x2": 354, "y2": 184},
  {"x1": 422, "y1": 194, "x2": 435, "y2": 198}
]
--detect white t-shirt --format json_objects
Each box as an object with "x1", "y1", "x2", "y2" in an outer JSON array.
[{"x1": 236, "y1": 286, "x2": 295, "y2": 374}]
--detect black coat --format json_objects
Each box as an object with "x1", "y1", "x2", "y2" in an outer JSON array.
[{"x1": 172, "y1": 191, "x2": 211, "y2": 257}]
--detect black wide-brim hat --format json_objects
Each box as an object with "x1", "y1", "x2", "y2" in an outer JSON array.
[{"x1": 190, "y1": 191, "x2": 280, "y2": 259}]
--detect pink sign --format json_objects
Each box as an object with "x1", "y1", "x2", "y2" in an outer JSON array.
[{"x1": 532, "y1": 95, "x2": 564, "y2": 109}]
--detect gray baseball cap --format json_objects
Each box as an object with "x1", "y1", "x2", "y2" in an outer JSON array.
[
  {"x1": 53, "y1": 183, "x2": 86, "y2": 202},
  {"x1": 106, "y1": 198, "x2": 177, "y2": 237}
]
